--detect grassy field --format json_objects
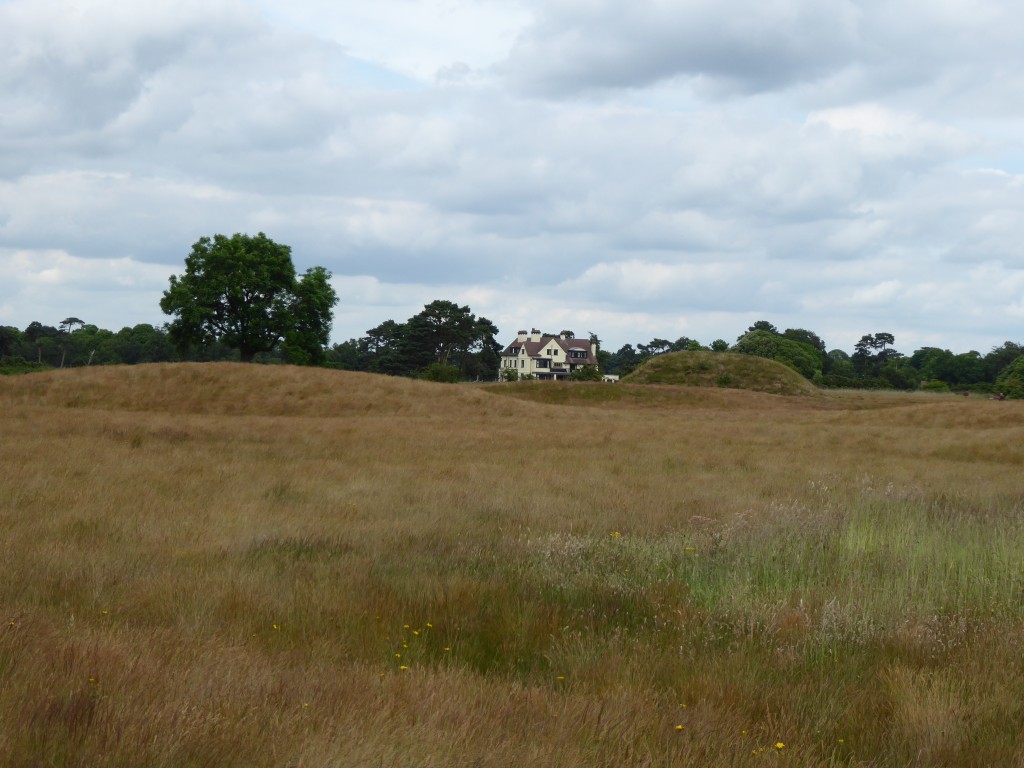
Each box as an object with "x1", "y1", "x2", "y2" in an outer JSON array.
[{"x1": 2, "y1": 363, "x2": 1023, "y2": 767}]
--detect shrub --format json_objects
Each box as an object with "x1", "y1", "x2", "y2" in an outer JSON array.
[
  {"x1": 569, "y1": 365, "x2": 602, "y2": 382},
  {"x1": 0, "y1": 355, "x2": 48, "y2": 375},
  {"x1": 419, "y1": 362, "x2": 462, "y2": 383},
  {"x1": 995, "y1": 355, "x2": 1024, "y2": 399}
]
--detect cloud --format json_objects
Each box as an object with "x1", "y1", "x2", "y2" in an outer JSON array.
[
  {"x1": 501, "y1": 0, "x2": 862, "y2": 96},
  {"x1": 499, "y1": 0, "x2": 1024, "y2": 105},
  {"x1": 1, "y1": 0, "x2": 1023, "y2": 359},
  {"x1": 0, "y1": 249, "x2": 172, "y2": 330}
]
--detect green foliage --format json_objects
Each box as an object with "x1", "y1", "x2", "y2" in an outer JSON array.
[
  {"x1": 502, "y1": 367, "x2": 519, "y2": 382},
  {"x1": 0, "y1": 355, "x2": 49, "y2": 375},
  {"x1": 281, "y1": 267, "x2": 338, "y2": 366},
  {"x1": 419, "y1": 362, "x2": 462, "y2": 383},
  {"x1": 334, "y1": 300, "x2": 500, "y2": 380},
  {"x1": 0, "y1": 325, "x2": 18, "y2": 357},
  {"x1": 743, "y1": 320, "x2": 779, "y2": 337},
  {"x1": 161, "y1": 232, "x2": 337, "y2": 364},
  {"x1": 782, "y1": 327, "x2": 826, "y2": 352},
  {"x1": 984, "y1": 342, "x2": 1023, "y2": 381},
  {"x1": 569, "y1": 364, "x2": 602, "y2": 381},
  {"x1": 710, "y1": 339, "x2": 729, "y2": 352},
  {"x1": 732, "y1": 330, "x2": 823, "y2": 380},
  {"x1": 995, "y1": 355, "x2": 1024, "y2": 399}
]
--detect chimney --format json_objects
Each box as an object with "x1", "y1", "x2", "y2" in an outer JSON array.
[
  {"x1": 517, "y1": 329, "x2": 528, "y2": 342},
  {"x1": 530, "y1": 328, "x2": 541, "y2": 342}
]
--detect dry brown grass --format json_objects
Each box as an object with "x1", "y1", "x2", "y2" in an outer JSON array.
[{"x1": 2, "y1": 363, "x2": 1024, "y2": 766}]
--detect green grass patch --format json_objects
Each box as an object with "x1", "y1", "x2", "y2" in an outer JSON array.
[{"x1": 624, "y1": 350, "x2": 820, "y2": 395}]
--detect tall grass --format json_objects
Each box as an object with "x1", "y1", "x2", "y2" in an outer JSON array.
[{"x1": 1, "y1": 364, "x2": 1023, "y2": 766}]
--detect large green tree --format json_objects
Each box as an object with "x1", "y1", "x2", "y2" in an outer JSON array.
[
  {"x1": 732, "y1": 330, "x2": 823, "y2": 380},
  {"x1": 161, "y1": 233, "x2": 337, "y2": 363}
]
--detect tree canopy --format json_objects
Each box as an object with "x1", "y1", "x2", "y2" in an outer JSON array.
[
  {"x1": 327, "y1": 300, "x2": 501, "y2": 381},
  {"x1": 160, "y1": 233, "x2": 337, "y2": 363}
]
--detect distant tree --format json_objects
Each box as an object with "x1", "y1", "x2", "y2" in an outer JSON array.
[
  {"x1": 710, "y1": 339, "x2": 729, "y2": 353},
  {"x1": 0, "y1": 326, "x2": 19, "y2": 357},
  {"x1": 56, "y1": 317, "x2": 86, "y2": 368},
  {"x1": 823, "y1": 349, "x2": 856, "y2": 383},
  {"x1": 24, "y1": 322, "x2": 59, "y2": 365},
  {"x1": 59, "y1": 317, "x2": 85, "y2": 334},
  {"x1": 638, "y1": 338, "x2": 673, "y2": 357},
  {"x1": 108, "y1": 324, "x2": 176, "y2": 365},
  {"x1": 874, "y1": 332, "x2": 895, "y2": 351},
  {"x1": 743, "y1": 320, "x2": 779, "y2": 338},
  {"x1": 782, "y1": 328, "x2": 826, "y2": 352},
  {"x1": 419, "y1": 362, "x2": 462, "y2": 383},
  {"x1": 854, "y1": 334, "x2": 876, "y2": 355},
  {"x1": 983, "y1": 342, "x2": 1023, "y2": 381},
  {"x1": 609, "y1": 343, "x2": 640, "y2": 375},
  {"x1": 570, "y1": 364, "x2": 602, "y2": 381},
  {"x1": 352, "y1": 300, "x2": 499, "y2": 380},
  {"x1": 325, "y1": 339, "x2": 367, "y2": 371},
  {"x1": 280, "y1": 266, "x2": 338, "y2": 366},
  {"x1": 733, "y1": 330, "x2": 823, "y2": 380},
  {"x1": 995, "y1": 356, "x2": 1024, "y2": 399},
  {"x1": 160, "y1": 232, "x2": 337, "y2": 363},
  {"x1": 951, "y1": 351, "x2": 986, "y2": 386},
  {"x1": 732, "y1": 330, "x2": 779, "y2": 359},
  {"x1": 402, "y1": 300, "x2": 479, "y2": 370},
  {"x1": 362, "y1": 320, "x2": 410, "y2": 375}
]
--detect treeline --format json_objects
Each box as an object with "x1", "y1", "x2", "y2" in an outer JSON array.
[
  {"x1": 0, "y1": 299, "x2": 503, "y2": 382},
  {"x1": 5, "y1": 314, "x2": 1024, "y2": 396},
  {"x1": 326, "y1": 300, "x2": 501, "y2": 381},
  {"x1": 0, "y1": 319, "x2": 238, "y2": 373},
  {"x1": 600, "y1": 321, "x2": 1024, "y2": 397}
]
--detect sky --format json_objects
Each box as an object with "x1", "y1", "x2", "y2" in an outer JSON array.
[{"x1": 2, "y1": 0, "x2": 1023, "y2": 355}]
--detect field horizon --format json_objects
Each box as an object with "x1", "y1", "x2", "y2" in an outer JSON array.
[{"x1": 2, "y1": 363, "x2": 1023, "y2": 766}]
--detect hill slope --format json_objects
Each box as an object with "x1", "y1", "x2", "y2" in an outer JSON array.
[
  {"x1": 622, "y1": 350, "x2": 819, "y2": 396},
  {"x1": 0, "y1": 362, "x2": 513, "y2": 417}
]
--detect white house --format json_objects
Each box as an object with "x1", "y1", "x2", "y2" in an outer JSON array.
[{"x1": 499, "y1": 329, "x2": 598, "y2": 380}]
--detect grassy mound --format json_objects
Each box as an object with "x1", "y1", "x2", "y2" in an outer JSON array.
[
  {"x1": 622, "y1": 350, "x2": 820, "y2": 396},
  {"x1": 0, "y1": 362, "x2": 516, "y2": 417}
]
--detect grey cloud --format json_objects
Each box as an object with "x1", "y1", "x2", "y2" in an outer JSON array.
[
  {"x1": 501, "y1": 0, "x2": 862, "y2": 96},
  {"x1": 2, "y1": 0, "x2": 1022, "y2": 356},
  {"x1": 501, "y1": 0, "x2": 1024, "y2": 106}
]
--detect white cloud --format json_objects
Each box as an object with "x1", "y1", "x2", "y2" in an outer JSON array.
[
  {"x1": 0, "y1": 249, "x2": 173, "y2": 330},
  {"x1": 1, "y1": 0, "x2": 1023, "y2": 358}
]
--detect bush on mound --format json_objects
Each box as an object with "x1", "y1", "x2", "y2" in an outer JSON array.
[{"x1": 622, "y1": 351, "x2": 819, "y2": 396}]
